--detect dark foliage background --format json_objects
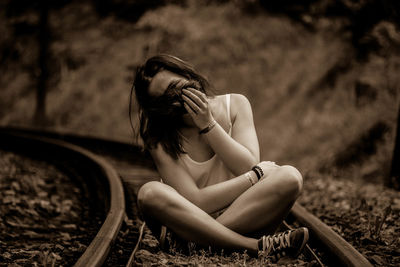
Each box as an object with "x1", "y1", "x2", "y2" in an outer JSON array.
[{"x1": 1, "y1": 0, "x2": 398, "y2": 184}]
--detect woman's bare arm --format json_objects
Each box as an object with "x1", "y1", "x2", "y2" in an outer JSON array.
[
  {"x1": 203, "y1": 94, "x2": 260, "y2": 175},
  {"x1": 183, "y1": 90, "x2": 260, "y2": 176},
  {"x1": 150, "y1": 144, "x2": 257, "y2": 214}
]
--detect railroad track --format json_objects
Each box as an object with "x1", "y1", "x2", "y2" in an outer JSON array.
[
  {"x1": 0, "y1": 126, "x2": 373, "y2": 267},
  {"x1": 0, "y1": 128, "x2": 125, "y2": 267}
]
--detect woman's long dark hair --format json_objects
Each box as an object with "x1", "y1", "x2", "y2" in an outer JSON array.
[{"x1": 130, "y1": 54, "x2": 212, "y2": 159}]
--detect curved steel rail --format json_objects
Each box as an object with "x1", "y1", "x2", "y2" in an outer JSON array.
[
  {"x1": 0, "y1": 130, "x2": 125, "y2": 267},
  {"x1": 0, "y1": 126, "x2": 373, "y2": 267},
  {"x1": 289, "y1": 203, "x2": 373, "y2": 267}
]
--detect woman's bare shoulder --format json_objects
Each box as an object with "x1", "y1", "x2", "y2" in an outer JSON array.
[
  {"x1": 211, "y1": 93, "x2": 249, "y2": 106},
  {"x1": 230, "y1": 93, "x2": 252, "y2": 119},
  {"x1": 230, "y1": 93, "x2": 250, "y2": 105},
  {"x1": 209, "y1": 93, "x2": 252, "y2": 127}
]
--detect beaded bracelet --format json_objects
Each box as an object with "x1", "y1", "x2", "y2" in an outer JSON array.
[
  {"x1": 251, "y1": 165, "x2": 264, "y2": 180},
  {"x1": 199, "y1": 119, "x2": 217, "y2": 134},
  {"x1": 245, "y1": 172, "x2": 256, "y2": 186}
]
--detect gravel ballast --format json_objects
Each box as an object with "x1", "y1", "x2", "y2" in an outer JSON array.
[{"x1": 0, "y1": 150, "x2": 102, "y2": 266}]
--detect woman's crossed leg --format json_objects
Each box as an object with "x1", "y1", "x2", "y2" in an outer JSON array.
[{"x1": 137, "y1": 165, "x2": 303, "y2": 256}]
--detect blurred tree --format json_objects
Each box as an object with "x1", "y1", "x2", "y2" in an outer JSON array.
[
  {"x1": 3, "y1": 0, "x2": 70, "y2": 126},
  {"x1": 92, "y1": 0, "x2": 171, "y2": 22},
  {"x1": 34, "y1": 0, "x2": 50, "y2": 125},
  {"x1": 390, "y1": 102, "x2": 400, "y2": 190},
  {"x1": 258, "y1": 0, "x2": 400, "y2": 60}
]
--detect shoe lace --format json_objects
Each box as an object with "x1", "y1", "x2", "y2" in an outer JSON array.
[{"x1": 260, "y1": 230, "x2": 292, "y2": 258}]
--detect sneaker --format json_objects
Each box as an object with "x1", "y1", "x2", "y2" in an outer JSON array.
[{"x1": 258, "y1": 227, "x2": 309, "y2": 262}]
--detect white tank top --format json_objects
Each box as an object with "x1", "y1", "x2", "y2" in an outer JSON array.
[{"x1": 178, "y1": 94, "x2": 234, "y2": 188}]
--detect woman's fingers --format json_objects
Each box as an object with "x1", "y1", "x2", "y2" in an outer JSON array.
[
  {"x1": 258, "y1": 161, "x2": 280, "y2": 180},
  {"x1": 182, "y1": 94, "x2": 200, "y2": 113},
  {"x1": 183, "y1": 102, "x2": 197, "y2": 115},
  {"x1": 186, "y1": 87, "x2": 207, "y2": 102},
  {"x1": 182, "y1": 87, "x2": 213, "y2": 129},
  {"x1": 182, "y1": 88, "x2": 207, "y2": 108}
]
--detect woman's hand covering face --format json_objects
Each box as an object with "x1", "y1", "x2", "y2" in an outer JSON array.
[
  {"x1": 147, "y1": 79, "x2": 189, "y2": 118},
  {"x1": 182, "y1": 87, "x2": 214, "y2": 130}
]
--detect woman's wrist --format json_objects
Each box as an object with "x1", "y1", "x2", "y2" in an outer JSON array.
[{"x1": 199, "y1": 119, "x2": 217, "y2": 134}]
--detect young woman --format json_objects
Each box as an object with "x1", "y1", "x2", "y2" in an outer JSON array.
[{"x1": 131, "y1": 54, "x2": 308, "y2": 262}]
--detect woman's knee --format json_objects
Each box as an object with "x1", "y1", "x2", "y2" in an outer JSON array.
[
  {"x1": 137, "y1": 181, "x2": 168, "y2": 211},
  {"x1": 275, "y1": 165, "x2": 303, "y2": 197}
]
